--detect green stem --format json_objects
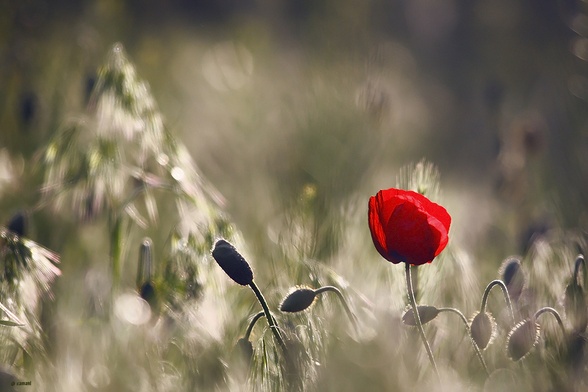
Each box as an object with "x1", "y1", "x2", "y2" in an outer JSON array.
[
  {"x1": 534, "y1": 307, "x2": 566, "y2": 336},
  {"x1": 405, "y1": 263, "x2": 438, "y2": 376},
  {"x1": 574, "y1": 255, "x2": 586, "y2": 287},
  {"x1": 438, "y1": 307, "x2": 490, "y2": 376},
  {"x1": 481, "y1": 280, "x2": 515, "y2": 325},
  {"x1": 315, "y1": 286, "x2": 359, "y2": 333},
  {"x1": 244, "y1": 311, "x2": 266, "y2": 341},
  {"x1": 110, "y1": 214, "x2": 123, "y2": 288},
  {"x1": 249, "y1": 281, "x2": 288, "y2": 354}
]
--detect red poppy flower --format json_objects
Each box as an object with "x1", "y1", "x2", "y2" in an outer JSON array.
[{"x1": 368, "y1": 188, "x2": 451, "y2": 265}]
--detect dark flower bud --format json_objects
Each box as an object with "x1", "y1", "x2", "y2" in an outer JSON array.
[
  {"x1": 137, "y1": 238, "x2": 153, "y2": 289},
  {"x1": 564, "y1": 282, "x2": 587, "y2": 333},
  {"x1": 6, "y1": 211, "x2": 27, "y2": 237},
  {"x1": 500, "y1": 257, "x2": 525, "y2": 303},
  {"x1": 20, "y1": 91, "x2": 37, "y2": 125},
  {"x1": 211, "y1": 239, "x2": 253, "y2": 286},
  {"x1": 140, "y1": 281, "x2": 157, "y2": 309},
  {"x1": 470, "y1": 311, "x2": 496, "y2": 350},
  {"x1": 235, "y1": 337, "x2": 254, "y2": 363},
  {"x1": 506, "y1": 319, "x2": 540, "y2": 361},
  {"x1": 402, "y1": 305, "x2": 440, "y2": 326},
  {"x1": 279, "y1": 287, "x2": 317, "y2": 313}
]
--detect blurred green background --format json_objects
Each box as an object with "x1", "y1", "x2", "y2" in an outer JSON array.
[
  {"x1": 1, "y1": 0, "x2": 587, "y2": 262},
  {"x1": 1, "y1": 1, "x2": 588, "y2": 391}
]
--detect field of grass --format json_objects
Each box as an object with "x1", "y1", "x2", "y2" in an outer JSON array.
[{"x1": 1, "y1": 1, "x2": 588, "y2": 391}]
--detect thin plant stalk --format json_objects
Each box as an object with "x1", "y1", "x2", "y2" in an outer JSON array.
[
  {"x1": 109, "y1": 213, "x2": 123, "y2": 288},
  {"x1": 481, "y1": 280, "x2": 515, "y2": 324},
  {"x1": 574, "y1": 255, "x2": 586, "y2": 287},
  {"x1": 249, "y1": 281, "x2": 288, "y2": 354},
  {"x1": 314, "y1": 286, "x2": 359, "y2": 333},
  {"x1": 405, "y1": 263, "x2": 438, "y2": 377},
  {"x1": 438, "y1": 307, "x2": 490, "y2": 376},
  {"x1": 245, "y1": 311, "x2": 266, "y2": 341},
  {"x1": 534, "y1": 307, "x2": 566, "y2": 335}
]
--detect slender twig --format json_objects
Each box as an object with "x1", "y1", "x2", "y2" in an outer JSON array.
[
  {"x1": 244, "y1": 311, "x2": 266, "y2": 341},
  {"x1": 314, "y1": 286, "x2": 359, "y2": 333},
  {"x1": 534, "y1": 307, "x2": 566, "y2": 336},
  {"x1": 574, "y1": 255, "x2": 586, "y2": 287},
  {"x1": 405, "y1": 263, "x2": 439, "y2": 377},
  {"x1": 249, "y1": 281, "x2": 288, "y2": 354},
  {"x1": 481, "y1": 280, "x2": 515, "y2": 325},
  {"x1": 438, "y1": 307, "x2": 490, "y2": 376}
]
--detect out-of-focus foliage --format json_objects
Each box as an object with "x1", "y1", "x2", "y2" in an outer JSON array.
[{"x1": 0, "y1": 0, "x2": 587, "y2": 391}]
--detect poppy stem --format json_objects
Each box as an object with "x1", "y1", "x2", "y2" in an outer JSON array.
[
  {"x1": 573, "y1": 255, "x2": 586, "y2": 287},
  {"x1": 405, "y1": 263, "x2": 439, "y2": 377},
  {"x1": 244, "y1": 311, "x2": 266, "y2": 341},
  {"x1": 481, "y1": 280, "x2": 516, "y2": 325},
  {"x1": 437, "y1": 307, "x2": 490, "y2": 376},
  {"x1": 314, "y1": 286, "x2": 359, "y2": 334},
  {"x1": 534, "y1": 307, "x2": 566, "y2": 336},
  {"x1": 249, "y1": 281, "x2": 288, "y2": 354}
]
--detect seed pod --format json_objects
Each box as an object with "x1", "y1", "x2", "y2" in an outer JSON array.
[
  {"x1": 506, "y1": 319, "x2": 540, "y2": 361},
  {"x1": 211, "y1": 239, "x2": 253, "y2": 286},
  {"x1": 280, "y1": 287, "x2": 317, "y2": 313},
  {"x1": 402, "y1": 305, "x2": 440, "y2": 326},
  {"x1": 470, "y1": 311, "x2": 496, "y2": 350},
  {"x1": 564, "y1": 282, "x2": 587, "y2": 333},
  {"x1": 500, "y1": 257, "x2": 525, "y2": 303}
]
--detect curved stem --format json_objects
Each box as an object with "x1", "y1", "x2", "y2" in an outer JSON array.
[
  {"x1": 314, "y1": 286, "x2": 359, "y2": 333},
  {"x1": 534, "y1": 307, "x2": 566, "y2": 336},
  {"x1": 249, "y1": 281, "x2": 288, "y2": 354},
  {"x1": 574, "y1": 255, "x2": 586, "y2": 287},
  {"x1": 244, "y1": 311, "x2": 266, "y2": 341},
  {"x1": 405, "y1": 263, "x2": 438, "y2": 377},
  {"x1": 481, "y1": 280, "x2": 515, "y2": 325},
  {"x1": 438, "y1": 307, "x2": 490, "y2": 376}
]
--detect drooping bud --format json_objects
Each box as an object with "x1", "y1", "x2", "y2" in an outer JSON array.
[
  {"x1": 6, "y1": 211, "x2": 27, "y2": 237},
  {"x1": 211, "y1": 239, "x2": 253, "y2": 286},
  {"x1": 279, "y1": 287, "x2": 317, "y2": 313},
  {"x1": 235, "y1": 337, "x2": 254, "y2": 363},
  {"x1": 500, "y1": 257, "x2": 525, "y2": 303},
  {"x1": 564, "y1": 281, "x2": 587, "y2": 333},
  {"x1": 506, "y1": 319, "x2": 540, "y2": 361},
  {"x1": 470, "y1": 311, "x2": 496, "y2": 350},
  {"x1": 402, "y1": 305, "x2": 440, "y2": 326}
]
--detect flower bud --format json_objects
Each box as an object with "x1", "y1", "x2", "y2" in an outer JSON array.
[
  {"x1": 402, "y1": 305, "x2": 440, "y2": 326},
  {"x1": 6, "y1": 211, "x2": 27, "y2": 237},
  {"x1": 506, "y1": 319, "x2": 540, "y2": 361},
  {"x1": 137, "y1": 238, "x2": 153, "y2": 289},
  {"x1": 235, "y1": 337, "x2": 254, "y2": 363},
  {"x1": 211, "y1": 239, "x2": 253, "y2": 286},
  {"x1": 470, "y1": 311, "x2": 496, "y2": 350},
  {"x1": 500, "y1": 257, "x2": 525, "y2": 303},
  {"x1": 280, "y1": 287, "x2": 317, "y2": 313},
  {"x1": 564, "y1": 282, "x2": 587, "y2": 333}
]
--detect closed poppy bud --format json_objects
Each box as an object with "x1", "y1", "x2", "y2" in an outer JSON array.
[
  {"x1": 506, "y1": 319, "x2": 540, "y2": 361},
  {"x1": 564, "y1": 282, "x2": 587, "y2": 334},
  {"x1": 500, "y1": 257, "x2": 525, "y2": 303},
  {"x1": 6, "y1": 211, "x2": 27, "y2": 237},
  {"x1": 280, "y1": 287, "x2": 317, "y2": 313},
  {"x1": 211, "y1": 239, "x2": 253, "y2": 286},
  {"x1": 235, "y1": 337, "x2": 254, "y2": 363},
  {"x1": 402, "y1": 305, "x2": 440, "y2": 326},
  {"x1": 470, "y1": 311, "x2": 496, "y2": 350},
  {"x1": 368, "y1": 188, "x2": 451, "y2": 265}
]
